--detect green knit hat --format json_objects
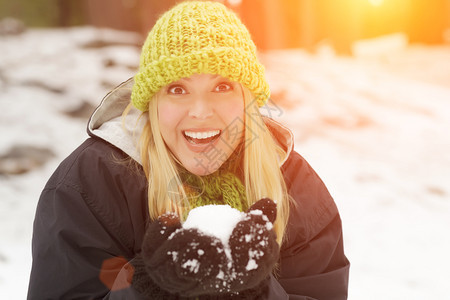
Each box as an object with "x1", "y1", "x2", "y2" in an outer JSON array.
[{"x1": 131, "y1": 0, "x2": 270, "y2": 112}]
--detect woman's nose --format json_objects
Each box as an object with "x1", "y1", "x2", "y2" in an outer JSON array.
[{"x1": 188, "y1": 98, "x2": 213, "y2": 119}]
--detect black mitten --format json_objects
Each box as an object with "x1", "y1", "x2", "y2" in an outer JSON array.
[
  {"x1": 135, "y1": 212, "x2": 231, "y2": 298},
  {"x1": 131, "y1": 213, "x2": 185, "y2": 299},
  {"x1": 228, "y1": 198, "x2": 279, "y2": 293},
  {"x1": 197, "y1": 277, "x2": 270, "y2": 300},
  {"x1": 145, "y1": 227, "x2": 230, "y2": 296},
  {"x1": 131, "y1": 254, "x2": 182, "y2": 300}
]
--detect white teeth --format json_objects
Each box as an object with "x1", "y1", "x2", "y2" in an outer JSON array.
[{"x1": 184, "y1": 130, "x2": 220, "y2": 139}]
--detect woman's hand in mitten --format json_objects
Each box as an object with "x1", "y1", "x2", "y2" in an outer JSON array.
[
  {"x1": 228, "y1": 198, "x2": 280, "y2": 292},
  {"x1": 131, "y1": 213, "x2": 183, "y2": 299},
  {"x1": 139, "y1": 213, "x2": 231, "y2": 297},
  {"x1": 142, "y1": 212, "x2": 182, "y2": 254},
  {"x1": 130, "y1": 254, "x2": 182, "y2": 300}
]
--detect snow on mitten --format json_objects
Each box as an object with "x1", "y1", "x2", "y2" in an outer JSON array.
[
  {"x1": 147, "y1": 228, "x2": 229, "y2": 297},
  {"x1": 228, "y1": 198, "x2": 279, "y2": 292}
]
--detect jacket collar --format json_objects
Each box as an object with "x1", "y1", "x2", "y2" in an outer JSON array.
[{"x1": 88, "y1": 78, "x2": 294, "y2": 166}]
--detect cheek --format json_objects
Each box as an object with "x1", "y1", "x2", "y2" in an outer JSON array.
[
  {"x1": 218, "y1": 99, "x2": 246, "y2": 146},
  {"x1": 221, "y1": 99, "x2": 245, "y2": 125},
  {"x1": 215, "y1": 86, "x2": 244, "y2": 114},
  {"x1": 158, "y1": 102, "x2": 183, "y2": 138}
]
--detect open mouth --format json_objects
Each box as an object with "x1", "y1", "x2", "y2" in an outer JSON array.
[{"x1": 183, "y1": 130, "x2": 221, "y2": 145}]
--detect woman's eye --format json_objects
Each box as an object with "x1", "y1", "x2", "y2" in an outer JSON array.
[
  {"x1": 168, "y1": 85, "x2": 187, "y2": 95},
  {"x1": 214, "y1": 82, "x2": 233, "y2": 92}
]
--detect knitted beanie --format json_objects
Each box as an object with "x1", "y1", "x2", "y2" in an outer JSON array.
[{"x1": 131, "y1": 0, "x2": 270, "y2": 112}]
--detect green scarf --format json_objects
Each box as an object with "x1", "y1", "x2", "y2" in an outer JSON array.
[{"x1": 178, "y1": 143, "x2": 248, "y2": 212}]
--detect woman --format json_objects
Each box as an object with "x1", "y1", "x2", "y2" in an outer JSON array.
[{"x1": 28, "y1": 1, "x2": 349, "y2": 299}]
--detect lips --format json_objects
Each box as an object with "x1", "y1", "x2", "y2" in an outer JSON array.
[{"x1": 182, "y1": 129, "x2": 222, "y2": 154}]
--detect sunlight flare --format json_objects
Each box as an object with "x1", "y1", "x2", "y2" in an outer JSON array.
[{"x1": 369, "y1": 0, "x2": 384, "y2": 6}]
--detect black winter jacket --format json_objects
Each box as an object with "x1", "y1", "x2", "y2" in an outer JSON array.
[{"x1": 28, "y1": 79, "x2": 349, "y2": 299}]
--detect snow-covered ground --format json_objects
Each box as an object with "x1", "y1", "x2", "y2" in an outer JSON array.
[{"x1": 1, "y1": 27, "x2": 449, "y2": 299}]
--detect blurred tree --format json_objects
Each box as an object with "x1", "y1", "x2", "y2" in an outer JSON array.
[
  {"x1": 137, "y1": 0, "x2": 179, "y2": 34},
  {"x1": 0, "y1": 0, "x2": 88, "y2": 27},
  {"x1": 83, "y1": 0, "x2": 141, "y2": 31},
  {"x1": 0, "y1": 0, "x2": 57, "y2": 27},
  {"x1": 57, "y1": 0, "x2": 87, "y2": 27},
  {"x1": 1, "y1": 0, "x2": 448, "y2": 51}
]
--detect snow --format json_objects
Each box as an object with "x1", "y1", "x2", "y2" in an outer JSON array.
[
  {"x1": 246, "y1": 249, "x2": 264, "y2": 271},
  {"x1": 248, "y1": 209, "x2": 273, "y2": 230},
  {"x1": 1, "y1": 27, "x2": 450, "y2": 299},
  {"x1": 245, "y1": 258, "x2": 258, "y2": 271},
  {"x1": 183, "y1": 204, "x2": 244, "y2": 246},
  {"x1": 181, "y1": 259, "x2": 200, "y2": 274}
]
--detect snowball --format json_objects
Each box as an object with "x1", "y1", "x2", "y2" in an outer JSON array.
[{"x1": 183, "y1": 205, "x2": 244, "y2": 246}]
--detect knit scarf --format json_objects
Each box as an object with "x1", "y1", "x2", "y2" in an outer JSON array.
[{"x1": 178, "y1": 143, "x2": 248, "y2": 213}]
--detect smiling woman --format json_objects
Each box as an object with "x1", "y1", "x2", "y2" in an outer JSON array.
[{"x1": 27, "y1": 1, "x2": 349, "y2": 299}]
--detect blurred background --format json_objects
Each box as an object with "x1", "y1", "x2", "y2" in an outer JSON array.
[
  {"x1": 1, "y1": 0, "x2": 450, "y2": 52},
  {"x1": 1, "y1": 0, "x2": 450, "y2": 299}
]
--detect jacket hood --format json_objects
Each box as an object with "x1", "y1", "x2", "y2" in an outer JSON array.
[{"x1": 88, "y1": 78, "x2": 294, "y2": 166}]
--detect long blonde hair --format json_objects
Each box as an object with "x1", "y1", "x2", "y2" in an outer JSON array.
[{"x1": 131, "y1": 87, "x2": 290, "y2": 244}]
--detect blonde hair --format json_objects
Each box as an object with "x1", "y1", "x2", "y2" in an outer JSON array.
[{"x1": 131, "y1": 87, "x2": 290, "y2": 245}]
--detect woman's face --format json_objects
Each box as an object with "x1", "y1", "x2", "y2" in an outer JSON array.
[{"x1": 157, "y1": 73, "x2": 245, "y2": 176}]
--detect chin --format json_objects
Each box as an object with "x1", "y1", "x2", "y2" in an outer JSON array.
[{"x1": 183, "y1": 159, "x2": 223, "y2": 176}]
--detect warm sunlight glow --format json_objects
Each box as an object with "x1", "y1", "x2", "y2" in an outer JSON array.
[
  {"x1": 369, "y1": 0, "x2": 384, "y2": 6},
  {"x1": 238, "y1": 0, "x2": 445, "y2": 52}
]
